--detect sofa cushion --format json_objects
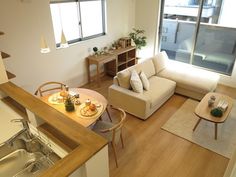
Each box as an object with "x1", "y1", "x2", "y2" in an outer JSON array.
[
  {"x1": 138, "y1": 59, "x2": 156, "y2": 78},
  {"x1": 130, "y1": 70, "x2": 143, "y2": 93},
  {"x1": 117, "y1": 70, "x2": 131, "y2": 89},
  {"x1": 152, "y1": 51, "x2": 168, "y2": 74},
  {"x1": 116, "y1": 58, "x2": 155, "y2": 89},
  {"x1": 140, "y1": 71, "x2": 150, "y2": 90},
  {"x1": 143, "y1": 76, "x2": 176, "y2": 108},
  {"x1": 158, "y1": 64, "x2": 219, "y2": 94}
]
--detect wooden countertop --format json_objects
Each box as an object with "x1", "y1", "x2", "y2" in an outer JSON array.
[{"x1": 0, "y1": 82, "x2": 107, "y2": 177}]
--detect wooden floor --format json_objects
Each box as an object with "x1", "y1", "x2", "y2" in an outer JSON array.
[{"x1": 83, "y1": 76, "x2": 236, "y2": 177}]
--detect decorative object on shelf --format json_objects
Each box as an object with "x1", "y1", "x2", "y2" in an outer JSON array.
[
  {"x1": 111, "y1": 41, "x2": 121, "y2": 50},
  {"x1": 64, "y1": 96, "x2": 75, "y2": 112},
  {"x1": 131, "y1": 38, "x2": 135, "y2": 46},
  {"x1": 210, "y1": 107, "x2": 223, "y2": 117},
  {"x1": 129, "y1": 28, "x2": 147, "y2": 50},
  {"x1": 119, "y1": 37, "x2": 131, "y2": 48},
  {"x1": 208, "y1": 95, "x2": 216, "y2": 107},
  {"x1": 93, "y1": 47, "x2": 98, "y2": 55},
  {"x1": 102, "y1": 47, "x2": 109, "y2": 54},
  {"x1": 40, "y1": 35, "x2": 50, "y2": 54},
  {"x1": 60, "y1": 30, "x2": 69, "y2": 48}
]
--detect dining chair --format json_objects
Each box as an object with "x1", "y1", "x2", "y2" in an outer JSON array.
[
  {"x1": 34, "y1": 81, "x2": 66, "y2": 97},
  {"x1": 92, "y1": 107, "x2": 126, "y2": 167}
]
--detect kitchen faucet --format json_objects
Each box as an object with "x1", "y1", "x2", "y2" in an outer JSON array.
[{"x1": 5, "y1": 119, "x2": 32, "y2": 146}]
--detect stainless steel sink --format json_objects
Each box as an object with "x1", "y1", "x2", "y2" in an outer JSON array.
[{"x1": 0, "y1": 120, "x2": 60, "y2": 177}]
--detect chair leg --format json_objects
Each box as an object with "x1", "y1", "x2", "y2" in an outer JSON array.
[
  {"x1": 106, "y1": 107, "x2": 112, "y2": 122},
  {"x1": 111, "y1": 142, "x2": 118, "y2": 168},
  {"x1": 120, "y1": 133, "x2": 124, "y2": 149}
]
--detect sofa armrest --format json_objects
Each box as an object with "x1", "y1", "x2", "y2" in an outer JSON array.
[{"x1": 108, "y1": 84, "x2": 150, "y2": 119}]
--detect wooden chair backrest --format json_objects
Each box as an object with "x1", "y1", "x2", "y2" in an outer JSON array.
[
  {"x1": 100, "y1": 107, "x2": 126, "y2": 144},
  {"x1": 34, "y1": 81, "x2": 66, "y2": 97}
]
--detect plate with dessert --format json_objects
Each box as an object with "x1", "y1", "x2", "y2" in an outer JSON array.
[
  {"x1": 76, "y1": 101, "x2": 103, "y2": 119},
  {"x1": 48, "y1": 93, "x2": 64, "y2": 105}
]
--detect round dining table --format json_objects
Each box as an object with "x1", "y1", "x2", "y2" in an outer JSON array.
[{"x1": 40, "y1": 88, "x2": 111, "y2": 128}]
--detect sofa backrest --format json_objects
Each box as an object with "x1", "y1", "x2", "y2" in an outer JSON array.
[
  {"x1": 115, "y1": 58, "x2": 155, "y2": 89},
  {"x1": 114, "y1": 51, "x2": 169, "y2": 89},
  {"x1": 152, "y1": 51, "x2": 168, "y2": 74}
]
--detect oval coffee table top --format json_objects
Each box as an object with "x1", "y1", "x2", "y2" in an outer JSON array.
[{"x1": 195, "y1": 92, "x2": 234, "y2": 123}]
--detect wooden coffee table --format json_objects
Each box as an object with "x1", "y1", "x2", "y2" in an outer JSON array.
[{"x1": 193, "y1": 92, "x2": 234, "y2": 140}]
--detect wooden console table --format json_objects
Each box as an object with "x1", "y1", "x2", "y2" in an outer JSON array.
[{"x1": 86, "y1": 46, "x2": 136, "y2": 86}]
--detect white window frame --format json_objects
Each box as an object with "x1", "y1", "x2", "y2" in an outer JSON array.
[{"x1": 50, "y1": 0, "x2": 106, "y2": 47}]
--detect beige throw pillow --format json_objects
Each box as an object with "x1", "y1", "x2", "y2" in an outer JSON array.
[
  {"x1": 130, "y1": 70, "x2": 143, "y2": 93},
  {"x1": 117, "y1": 70, "x2": 131, "y2": 89},
  {"x1": 140, "y1": 71, "x2": 150, "y2": 91},
  {"x1": 152, "y1": 51, "x2": 168, "y2": 74}
]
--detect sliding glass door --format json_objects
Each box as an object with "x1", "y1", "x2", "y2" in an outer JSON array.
[{"x1": 159, "y1": 0, "x2": 236, "y2": 75}]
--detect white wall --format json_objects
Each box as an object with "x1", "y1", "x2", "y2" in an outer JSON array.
[
  {"x1": 0, "y1": 0, "x2": 135, "y2": 93},
  {"x1": 217, "y1": 0, "x2": 236, "y2": 87},
  {"x1": 135, "y1": 0, "x2": 160, "y2": 59},
  {"x1": 219, "y1": 0, "x2": 236, "y2": 28}
]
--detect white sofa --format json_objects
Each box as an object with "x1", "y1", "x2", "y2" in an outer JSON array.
[{"x1": 108, "y1": 51, "x2": 219, "y2": 120}]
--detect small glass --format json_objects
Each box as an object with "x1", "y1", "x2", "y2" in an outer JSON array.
[
  {"x1": 85, "y1": 99, "x2": 91, "y2": 106},
  {"x1": 208, "y1": 99, "x2": 215, "y2": 107}
]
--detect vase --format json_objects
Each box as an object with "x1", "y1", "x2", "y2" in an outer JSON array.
[{"x1": 65, "y1": 104, "x2": 75, "y2": 112}]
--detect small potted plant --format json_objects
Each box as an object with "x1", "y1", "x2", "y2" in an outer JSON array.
[
  {"x1": 129, "y1": 28, "x2": 147, "y2": 58},
  {"x1": 64, "y1": 96, "x2": 75, "y2": 112}
]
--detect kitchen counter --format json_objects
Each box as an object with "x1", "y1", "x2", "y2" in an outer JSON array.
[{"x1": 0, "y1": 82, "x2": 108, "y2": 177}]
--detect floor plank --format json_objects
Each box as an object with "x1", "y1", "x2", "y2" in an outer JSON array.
[{"x1": 82, "y1": 77, "x2": 234, "y2": 177}]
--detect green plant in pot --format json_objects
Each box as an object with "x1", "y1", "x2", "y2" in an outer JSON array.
[
  {"x1": 129, "y1": 28, "x2": 147, "y2": 58},
  {"x1": 65, "y1": 96, "x2": 75, "y2": 112}
]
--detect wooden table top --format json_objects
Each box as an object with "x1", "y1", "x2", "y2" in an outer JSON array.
[
  {"x1": 195, "y1": 92, "x2": 234, "y2": 123},
  {"x1": 40, "y1": 88, "x2": 108, "y2": 128},
  {"x1": 87, "y1": 46, "x2": 136, "y2": 61}
]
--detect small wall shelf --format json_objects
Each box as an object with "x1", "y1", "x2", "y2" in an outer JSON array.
[
  {"x1": 1, "y1": 31, "x2": 16, "y2": 80},
  {"x1": 1, "y1": 52, "x2": 10, "y2": 59},
  {"x1": 6, "y1": 71, "x2": 16, "y2": 79},
  {"x1": 2, "y1": 96, "x2": 28, "y2": 120}
]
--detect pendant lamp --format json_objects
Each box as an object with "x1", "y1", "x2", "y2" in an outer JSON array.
[
  {"x1": 60, "y1": 30, "x2": 69, "y2": 48},
  {"x1": 40, "y1": 35, "x2": 50, "y2": 53}
]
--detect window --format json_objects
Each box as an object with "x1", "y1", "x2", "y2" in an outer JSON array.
[
  {"x1": 50, "y1": 0, "x2": 106, "y2": 46},
  {"x1": 159, "y1": 0, "x2": 236, "y2": 76}
]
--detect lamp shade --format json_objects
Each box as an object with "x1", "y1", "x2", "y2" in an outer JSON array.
[
  {"x1": 40, "y1": 36, "x2": 50, "y2": 53},
  {"x1": 60, "y1": 30, "x2": 69, "y2": 48}
]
